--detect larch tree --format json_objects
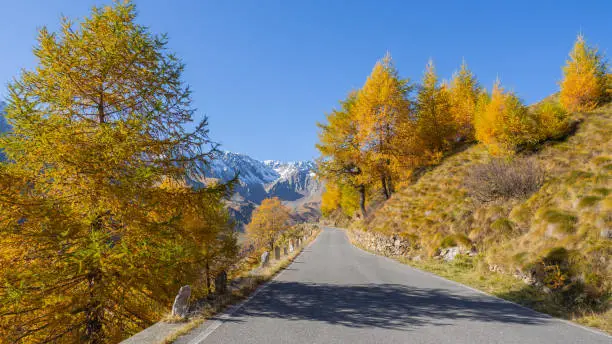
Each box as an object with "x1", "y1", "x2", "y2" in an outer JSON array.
[
  {"x1": 448, "y1": 60, "x2": 481, "y2": 141},
  {"x1": 0, "y1": 2, "x2": 233, "y2": 343},
  {"x1": 247, "y1": 198, "x2": 291, "y2": 252},
  {"x1": 316, "y1": 93, "x2": 369, "y2": 217},
  {"x1": 560, "y1": 34, "x2": 608, "y2": 112},
  {"x1": 415, "y1": 60, "x2": 457, "y2": 162},
  {"x1": 354, "y1": 54, "x2": 412, "y2": 199},
  {"x1": 474, "y1": 79, "x2": 531, "y2": 154}
]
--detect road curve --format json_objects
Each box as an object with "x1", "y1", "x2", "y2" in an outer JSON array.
[{"x1": 175, "y1": 227, "x2": 610, "y2": 344}]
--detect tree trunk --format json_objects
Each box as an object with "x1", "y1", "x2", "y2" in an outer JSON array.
[
  {"x1": 381, "y1": 175, "x2": 391, "y2": 200},
  {"x1": 358, "y1": 184, "x2": 367, "y2": 217},
  {"x1": 85, "y1": 270, "x2": 103, "y2": 344},
  {"x1": 205, "y1": 260, "x2": 210, "y2": 294}
]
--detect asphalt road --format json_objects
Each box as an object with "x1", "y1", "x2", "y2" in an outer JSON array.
[{"x1": 175, "y1": 227, "x2": 610, "y2": 344}]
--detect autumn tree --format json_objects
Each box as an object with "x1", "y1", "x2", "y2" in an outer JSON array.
[
  {"x1": 247, "y1": 198, "x2": 291, "y2": 252},
  {"x1": 354, "y1": 54, "x2": 412, "y2": 199},
  {"x1": 560, "y1": 34, "x2": 609, "y2": 112},
  {"x1": 317, "y1": 93, "x2": 369, "y2": 217},
  {"x1": 0, "y1": 2, "x2": 233, "y2": 343},
  {"x1": 474, "y1": 80, "x2": 532, "y2": 154},
  {"x1": 448, "y1": 60, "x2": 481, "y2": 141},
  {"x1": 415, "y1": 60, "x2": 457, "y2": 162}
]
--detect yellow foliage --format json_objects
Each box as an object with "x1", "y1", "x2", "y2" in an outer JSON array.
[
  {"x1": 531, "y1": 101, "x2": 571, "y2": 140},
  {"x1": 448, "y1": 60, "x2": 481, "y2": 141},
  {"x1": 247, "y1": 197, "x2": 291, "y2": 252},
  {"x1": 560, "y1": 35, "x2": 608, "y2": 112},
  {"x1": 416, "y1": 60, "x2": 457, "y2": 161},
  {"x1": 0, "y1": 2, "x2": 235, "y2": 342},
  {"x1": 474, "y1": 80, "x2": 531, "y2": 154},
  {"x1": 354, "y1": 53, "x2": 412, "y2": 199},
  {"x1": 321, "y1": 182, "x2": 342, "y2": 217}
]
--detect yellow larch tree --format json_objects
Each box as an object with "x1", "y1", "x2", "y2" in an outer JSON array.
[
  {"x1": 354, "y1": 53, "x2": 412, "y2": 199},
  {"x1": 317, "y1": 92, "x2": 370, "y2": 216},
  {"x1": 474, "y1": 79, "x2": 531, "y2": 154},
  {"x1": 0, "y1": 2, "x2": 234, "y2": 343},
  {"x1": 448, "y1": 60, "x2": 481, "y2": 141},
  {"x1": 415, "y1": 59, "x2": 457, "y2": 162},
  {"x1": 247, "y1": 198, "x2": 291, "y2": 252},
  {"x1": 560, "y1": 35, "x2": 608, "y2": 112}
]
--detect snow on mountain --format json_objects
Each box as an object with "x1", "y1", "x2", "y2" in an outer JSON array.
[
  {"x1": 206, "y1": 151, "x2": 322, "y2": 226},
  {"x1": 208, "y1": 151, "x2": 316, "y2": 186},
  {"x1": 208, "y1": 151, "x2": 279, "y2": 185}
]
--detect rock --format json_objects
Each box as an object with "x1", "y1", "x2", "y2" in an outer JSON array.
[
  {"x1": 274, "y1": 246, "x2": 281, "y2": 260},
  {"x1": 394, "y1": 238, "x2": 401, "y2": 248},
  {"x1": 260, "y1": 251, "x2": 270, "y2": 268},
  {"x1": 513, "y1": 268, "x2": 537, "y2": 286},
  {"x1": 171, "y1": 285, "x2": 191, "y2": 318},
  {"x1": 215, "y1": 271, "x2": 227, "y2": 294},
  {"x1": 442, "y1": 247, "x2": 460, "y2": 261},
  {"x1": 412, "y1": 255, "x2": 422, "y2": 261}
]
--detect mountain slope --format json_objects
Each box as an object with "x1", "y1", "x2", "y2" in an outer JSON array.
[{"x1": 357, "y1": 102, "x2": 611, "y2": 330}]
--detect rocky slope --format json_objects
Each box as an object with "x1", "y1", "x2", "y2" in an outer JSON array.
[{"x1": 205, "y1": 152, "x2": 323, "y2": 227}]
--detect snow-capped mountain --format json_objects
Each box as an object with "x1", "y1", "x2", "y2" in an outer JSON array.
[{"x1": 206, "y1": 151, "x2": 323, "y2": 226}]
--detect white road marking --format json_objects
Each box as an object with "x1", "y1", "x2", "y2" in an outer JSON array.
[{"x1": 187, "y1": 233, "x2": 321, "y2": 344}]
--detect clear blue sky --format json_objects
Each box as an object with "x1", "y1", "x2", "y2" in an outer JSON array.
[{"x1": 0, "y1": 1, "x2": 610, "y2": 161}]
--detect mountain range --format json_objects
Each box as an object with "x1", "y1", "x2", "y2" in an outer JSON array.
[{"x1": 205, "y1": 151, "x2": 323, "y2": 227}]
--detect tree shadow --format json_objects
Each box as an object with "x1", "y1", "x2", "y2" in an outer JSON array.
[{"x1": 219, "y1": 281, "x2": 550, "y2": 331}]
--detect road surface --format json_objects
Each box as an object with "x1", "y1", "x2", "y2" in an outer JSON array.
[{"x1": 175, "y1": 227, "x2": 610, "y2": 344}]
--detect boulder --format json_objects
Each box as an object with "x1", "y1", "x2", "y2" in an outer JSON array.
[
  {"x1": 260, "y1": 251, "x2": 270, "y2": 268},
  {"x1": 441, "y1": 247, "x2": 460, "y2": 261},
  {"x1": 171, "y1": 285, "x2": 191, "y2": 318}
]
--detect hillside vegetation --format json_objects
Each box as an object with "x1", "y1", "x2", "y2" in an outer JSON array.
[
  {"x1": 317, "y1": 34, "x2": 610, "y2": 331},
  {"x1": 362, "y1": 102, "x2": 611, "y2": 326}
]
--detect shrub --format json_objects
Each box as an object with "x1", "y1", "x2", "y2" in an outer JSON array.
[
  {"x1": 531, "y1": 101, "x2": 572, "y2": 141},
  {"x1": 464, "y1": 158, "x2": 545, "y2": 202}
]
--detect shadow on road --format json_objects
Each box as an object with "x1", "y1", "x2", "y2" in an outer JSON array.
[{"x1": 222, "y1": 282, "x2": 550, "y2": 330}]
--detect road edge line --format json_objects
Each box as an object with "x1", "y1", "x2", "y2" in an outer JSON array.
[{"x1": 185, "y1": 231, "x2": 322, "y2": 344}]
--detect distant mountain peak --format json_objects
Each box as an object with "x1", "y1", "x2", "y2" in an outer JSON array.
[{"x1": 204, "y1": 150, "x2": 322, "y2": 226}]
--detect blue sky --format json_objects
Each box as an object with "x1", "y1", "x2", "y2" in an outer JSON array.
[{"x1": 0, "y1": 1, "x2": 610, "y2": 161}]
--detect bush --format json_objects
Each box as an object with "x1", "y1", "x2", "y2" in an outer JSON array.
[
  {"x1": 464, "y1": 158, "x2": 545, "y2": 202},
  {"x1": 530, "y1": 101, "x2": 572, "y2": 141}
]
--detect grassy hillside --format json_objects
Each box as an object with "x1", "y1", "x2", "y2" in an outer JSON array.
[{"x1": 357, "y1": 102, "x2": 611, "y2": 331}]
